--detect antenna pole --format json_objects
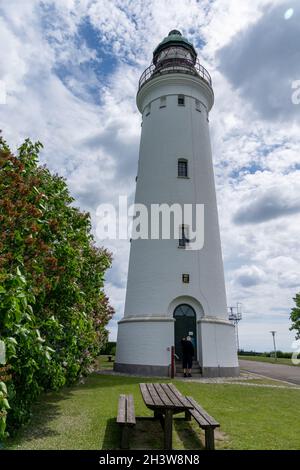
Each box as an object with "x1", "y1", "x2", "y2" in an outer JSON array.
[
  {"x1": 270, "y1": 331, "x2": 277, "y2": 361},
  {"x1": 228, "y1": 303, "x2": 242, "y2": 352}
]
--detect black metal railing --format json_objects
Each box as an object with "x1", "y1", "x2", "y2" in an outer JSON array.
[{"x1": 138, "y1": 58, "x2": 212, "y2": 92}]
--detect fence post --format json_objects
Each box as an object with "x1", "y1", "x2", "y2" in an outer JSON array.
[{"x1": 170, "y1": 346, "x2": 175, "y2": 378}]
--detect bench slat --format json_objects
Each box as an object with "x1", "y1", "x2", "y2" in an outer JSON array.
[
  {"x1": 188, "y1": 408, "x2": 210, "y2": 428},
  {"x1": 146, "y1": 383, "x2": 165, "y2": 407},
  {"x1": 186, "y1": 396, "x2": 219, "y2": 428},
  {"x1": 117, "y1": 394, "x2": 127, "y2": 424},
  {"x1": 140, "y1": 383, "x2": 154, "y2": 407},
  {"x1": 167, "y1": 383, "x2": 193, "y2": 409},
  {"x1": 126, "y1": 395, "x2": 136, "y2": 425},
  {"x1": 160, "y1": 383, "x2": 183, "y2": 408},
  {"x1": 153, "y1": 383, "x2": 176, "y2": 408}
]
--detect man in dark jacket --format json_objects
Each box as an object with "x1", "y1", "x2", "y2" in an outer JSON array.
[{"x1": 182, "y1": 336, "x2": 194, "y2": 377}]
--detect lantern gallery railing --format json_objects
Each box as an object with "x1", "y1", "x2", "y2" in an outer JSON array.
[{"x1": 138, "y1": 58, "x2": 212, "y2": 92}]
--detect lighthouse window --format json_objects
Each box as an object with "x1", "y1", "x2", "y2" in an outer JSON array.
[
  {"x1": 178, "y1": 95, "x2": 185, "y2": 106},
  {"x1": 178, "y1": 159, "x2": 188, "y2": 178},
  {"x1": 160, "y1": 96, "x2": 166, "y2": 108},
  {"x1": 179, "y1": 225, "x2": 189, "y2": 248}
]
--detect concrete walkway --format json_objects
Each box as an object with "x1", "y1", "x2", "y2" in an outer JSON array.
[
  {"x1": 239, "y1": 359, "x2": 300, "y2": 385},
  {"x1": 96, "y1": 368, "x2": 253, "y2": 382}
]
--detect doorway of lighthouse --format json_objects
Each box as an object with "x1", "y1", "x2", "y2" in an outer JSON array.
[{"x1": 173, "y1": 304, "x2": 197, "y2": 360}]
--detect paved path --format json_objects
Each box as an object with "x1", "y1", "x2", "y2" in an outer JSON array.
[{"x1": 239, "y1": 359, "x2": 300, "y2": 385}]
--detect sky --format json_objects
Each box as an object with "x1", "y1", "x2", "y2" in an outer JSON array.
[{"x1": 0, "y1": 0, "x2": 299, "y2": 352}]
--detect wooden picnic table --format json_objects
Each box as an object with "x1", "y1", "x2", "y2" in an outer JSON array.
[{"x1": 139, "y1": 382, "x2": 193, "y2": 450}]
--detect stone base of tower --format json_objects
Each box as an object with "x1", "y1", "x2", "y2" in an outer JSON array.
[
  {"x1": 114, "y1": 317, "x2": 174, "y2": 377},
  {"x1": 197, "y1": 318, "x2": 239, "y2": 377},
  {"x1": 114, "y1": 362, "x2": 169, "y2": 377}
]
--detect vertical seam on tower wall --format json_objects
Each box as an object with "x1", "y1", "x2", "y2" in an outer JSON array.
[
  {"x1": 190, "y1": 96, "x2": 200, "y2": 304},
  {"x1": 189, "y1": 97, "x2": 205, "y2": 314},
  {"x1": 214, "y1": 323, "x2": 219, "y2": 369},
  {"x1": 200, "y1": 109, "x2": 211, "y2": 315}
]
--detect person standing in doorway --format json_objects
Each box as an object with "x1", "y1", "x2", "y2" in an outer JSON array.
[
  {"x1": 181, "y1": 336, "x2": 187, "y2": 377},
  {"x1": 182, "y1": 336, "x2": 194, "y2": 377}
]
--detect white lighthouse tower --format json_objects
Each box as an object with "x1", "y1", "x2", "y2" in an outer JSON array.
[{"x1": 115, "y1": 31, "x2": 239, "y2": 377}]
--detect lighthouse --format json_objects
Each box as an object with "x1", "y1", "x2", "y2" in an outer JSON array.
[{"x1": 115, "y1": 30, "x2": 239, "y2": 377}]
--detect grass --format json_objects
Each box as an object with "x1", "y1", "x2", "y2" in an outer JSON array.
[
  {"x1": 239, "y1": 377, "x2": 297, "y2": 387},
  {"x1": 5, "y1": 373, "x2": 300, "y2": 450},
  {"x1": 95, "y1": 355, "x2": 115, "y2": 370},
  {"x1": 239, "y1": 355, "x2": 299, "y2": 367}
]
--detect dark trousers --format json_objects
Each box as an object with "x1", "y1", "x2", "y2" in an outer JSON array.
[{"x1": 182, "y1": 355, "x2": 193, "y2": 369}]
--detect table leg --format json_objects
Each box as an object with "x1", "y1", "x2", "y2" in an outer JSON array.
[
  {"x1": 154, "y1": 410, "x2": 165, "y2": 429},
  {"x1": 164, "y1": 409, "x2": 173, "y2": 450},
  {"x1": 205, "y1": 428, "x2": 215, "y2": 450}
]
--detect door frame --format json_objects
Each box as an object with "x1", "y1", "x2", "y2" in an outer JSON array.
[{"x1": 173, "y1": 303, "x2": 197, "y2": 360}]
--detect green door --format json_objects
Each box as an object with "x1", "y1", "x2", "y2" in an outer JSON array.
[{"x1": 174, "y1": 304, "x2": 197, "y2": 360}]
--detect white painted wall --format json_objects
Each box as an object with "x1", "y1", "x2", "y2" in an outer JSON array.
[
  {"x1": 198, "y1": 319, "x2": 239, "y2": 368},
  {"x1": 124, "y1": 74, "x2": 227, "y2": 321},
  {"x1": 115, "y1": 71, "x2": 239, "y2": 374},
  {"x1": 115, "y1": 319, "x2": 174, "y2": 366}
]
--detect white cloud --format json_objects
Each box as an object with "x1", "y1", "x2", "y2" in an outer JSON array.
[
  {"x1": 218, "y1": 0, "x2": 300, "y2": 121},
  {"x1": 233, "y1": 265, "x2": 267, "y2": 287}
]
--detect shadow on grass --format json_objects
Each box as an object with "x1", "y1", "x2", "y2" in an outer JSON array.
[
  {"x1": 130, "y1": 418, "x2": 164, "y2": 450},
  {"x1": 101, "y1": 417, "x2": 164, "y2": 450},
  {"x1": 101, "y1": 416, "x2": 205, "y2": 451},
  {"x1": 174, "y1": 418, "x2": 204, "y2": 450},
  {"x1": 5, "y1": 389, "x2": 75, "y2": 449},
  {"x1": 101, "y1": 418, "x2": 120, "y2": 450}
]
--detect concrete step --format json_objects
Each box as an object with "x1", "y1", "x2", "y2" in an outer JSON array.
[
  {"x1": 175, "y1": 373, "x2": 202, "y2": 379},
  {"x1": 175, "y1": 361, "x2": 200, "y2": 365},
  {"x1": 176, "y1": 362, "x2": 202, "y2": 374},
  {"x1": 176, "y1": 369, "x2": 202, "y2": 375}
]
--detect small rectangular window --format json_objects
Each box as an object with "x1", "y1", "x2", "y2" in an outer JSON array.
[
  {"x1": 160, "y1": 96, "x2": 166, "y2": 108},
  {"x1": 195, "y1": 99, "x2": 201, "y2": 112},
  {"x1": 182, "y1": 274, "x2": 190, "y2": 284},
  {"x1": 145, "y1": 103, "x2": 151, "y2": 116},
  {"x1": 179, "y1": 225, "x2": 189, "y2": 248},
  {"x1": 178, "y1": 95, "x2": 185, "y2": 106},
  {"x1": 178, "y1": 159, "x2": 188, "y2": 178}
]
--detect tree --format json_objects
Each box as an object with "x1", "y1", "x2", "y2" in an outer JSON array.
[
  {"x1": 0, "y1": 134, "x2": 114, "y2": 438},
  {"x1": 290, "y1": 293, "x2": 300, "y2": 340}
]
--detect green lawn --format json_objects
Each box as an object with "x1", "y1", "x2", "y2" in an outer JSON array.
[
  {"x1": 95, "y1": 355, "x2": 115, "y2": 370},
  {"x1": 5, "y1": 373, "x2": 300, "y2": 450},
  {"x1": 239, "y1": 355, "x2": 299, "y2": 366}
]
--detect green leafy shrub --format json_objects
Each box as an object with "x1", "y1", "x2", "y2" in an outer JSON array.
[
  {"x1": 100, "y1": 341, "x2": 116, "y2": 356},
  {"x1": 290, "y1": 293, "x2": 300, "y2": 340},
  {"x1": 0, "y1": 135, "x2": 114, "y2": 440}
]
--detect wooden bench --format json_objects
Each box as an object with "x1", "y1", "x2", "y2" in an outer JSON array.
[
  {"x1": 116, "y1": 394, "x2": 136, "y2": 449},
  {"x1": 140, "y1": 383, "x2": 193, "y2": 449},
  {"x1": 185, "y1": 396, "x2": 220, "y2": 450}
]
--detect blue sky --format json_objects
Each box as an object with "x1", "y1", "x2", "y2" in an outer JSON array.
[{"x1": 0, "y1": 0, "x2": 300, "y2": 351}]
